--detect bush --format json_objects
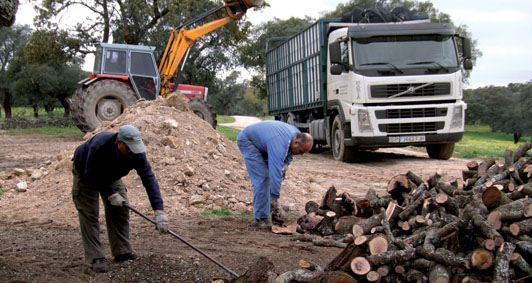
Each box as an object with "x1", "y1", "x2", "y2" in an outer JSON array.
[{"x1": 0, "y1": 116, "x2": 75, "y2": 129}]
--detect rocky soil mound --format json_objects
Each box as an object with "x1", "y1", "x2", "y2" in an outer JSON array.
[{"x1": 0, "y1": 94, "x2": 252, "y2": 225}]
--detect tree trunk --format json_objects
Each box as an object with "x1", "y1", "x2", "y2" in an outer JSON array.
[
  {"x1": 32, "y1": 103, "x2": 39, "y2": 118},
  {"x1": 59, "y1": 97, "x2": 70, "y2": 117},
  {"x1": 2, "y1": 89, "x2": 12, "y2": 118}
]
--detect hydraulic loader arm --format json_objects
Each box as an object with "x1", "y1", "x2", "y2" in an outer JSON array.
[{"x1": 158, "y1": 0, "x2": 264, "y2": 98}]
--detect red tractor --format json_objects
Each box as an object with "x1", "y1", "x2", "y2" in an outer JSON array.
[{"x1": 70, "y1": 0, "x2": 264, "y2": 132}]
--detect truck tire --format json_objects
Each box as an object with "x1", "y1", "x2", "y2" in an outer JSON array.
[
  {"x1": 188, "y1": 98, "x2": 217, "y2": 128},
  {"x1": 71, "y1": 80, "x2": 138, "y2": 132},
  {"x1": 331, "y1": 116, "x2": 356, "y2": 162},
  {"x1": 426, "y1": 143, "x2": 455, "y2": 160}
]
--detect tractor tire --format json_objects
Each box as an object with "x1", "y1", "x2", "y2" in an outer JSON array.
[
  {"x1": 71, "y1": 80, "x2": 138, "y2": 133},
  {"x1": 188, "y1": 98, "x2": 217, "y2": 128},
  {"x1": 331, "y1": 116, "x2": 356, "y2": 162},
  {"x1": 426, "y1": 143, "x2": 455, "y2": 160}
]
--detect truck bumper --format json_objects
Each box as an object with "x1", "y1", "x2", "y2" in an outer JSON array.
[{"x1": 344, "y1": 132, "x2": 464, "y2": 148}]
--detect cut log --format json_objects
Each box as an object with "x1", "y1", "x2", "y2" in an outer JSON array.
[
  {"x1": 309, "y1": 271, "x2": 357, "y2": 283},
  {"x1": 368, "y1": 234, "x2": 388, "y2": 255},
  {"x1": 298, "y1": 212, "x2": 324, "y2": 231},
  {"x1": 351, "y1": 257, "x2": 371, "y2": 275},
  {"x1": 512, "y1": 141, "x2": 532, "y2": 162},
  {"x1": 462, "y1": 170, "x2": 477, "y2": 181},
  {"x1": 387, "y1": 174, "x2": 411, "y2": 195},
  {"x1": 305, "y1": 200, "x2": 320, "y2": 214},
  {"x1": 429, "y1": 264, "x2": 450, "y2": 283},
  {"x1": 394, "y1": 265, "x2": 406, "y2": 274},
  {"x1": 435, "y1": 192, "x2": 460, "y2": 215},
  {"x1": 517, "y1": 183, "x2": 532, "y2": 197},
  {"x1": 516, "y1": 241, "x2": 532, "y2": 257},
  {"x1": 354, "y1": 235, "x2": 368, "y2": 246},
  {"x1": 366, "y1": 248, "x2": 416, "y2": 267},
  {"x1": 481, "y1": 239, "x2": 496, "y2": 251},
  {"x1": 470, "y1": 214, "x2": 504, "y2": 244},
  {"x1": 482, "y1": 186, "x2": 512, "y2": 208},
  {"x1": 478, "y1": 158, "x2": 496, "y2": 178},
  {"x1": 352, "y1": 214, "x2": 382, "y2": 237},
  {"x1": 291, "y1": 233, "x2": 317, "y2": 242},
  {"x1": 299, "y1": 259, "x2": 322, "y2": 272},
  {"x1": 470, "y1": 248, "x2": 493, "y2": 270},
  {"x1": 312, "y1": 239, "x2": 346, "y2": 248},
  {"x1": 405, "y1": 269, "x2": 426, "y2": 282},
  {"x1": 493, "y1": 242, "x2": 515, "y2": 283},
  {"x1": 406, "y1": 171, "x2": 425, "y2": 186},
  {"x1": 334, "y1": 216, "x2": 359, "y2": 234},
  {"x1": 466, "y1": 160, "x2": 479, "y2": 171},
  {"x1": 317, "y1": 211, "x2": 337, "y2": 236},
  {"x1": 510, "y1": 252, "x2": 532, "y2": 276},
  {"x1": 428, "y1": 169, "x2": 444, "y2": 189},
  {"x1": 366, "y1": 271, "x2": 380, "y2": 282},
  {"x1": 503, "y1": 149, "x2": 513, "y2": 171},
  {"x1": 275, "y1": 268, "x2": 316, "y2": 283},
  {"x1": 321, "y1": 186, "x2": 337, "y2": 210},
  {"x1": 376, "y1": 265, "x2": 390, "y2": 277},
  {"x1": 415, "y1": 246, "x2": 470, "y2": 269},
  {"x1": 509, "y1": 218, "x2": 532, "y2": 237},
  {"x1": 325, "y1": 241, "x2": 366, "y2": 272},
  {"x1": 340, "y1": 192, "x2": 357, "y2": 215},
  {"x1": 398, "y1": 193, "x2": 426, "y2": 220}
]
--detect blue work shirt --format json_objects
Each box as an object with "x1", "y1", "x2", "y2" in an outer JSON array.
[
  {"x1": 73, "y1": 132, "x2": 164, "y2": 210},
  {"x1": 238, "y1": 120, "x2": 300, "y2": 197}
]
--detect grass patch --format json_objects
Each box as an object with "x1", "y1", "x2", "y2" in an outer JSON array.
[
  {"x1": 0, "y1": 107, "x2": 68, "y2": 121},
  {"x1": 0, "y1": 188, "x2": 3, "y2": 197},
  {"x1": 199, "y1": 208, "x2": 252, "y2": 217},
  {"x1": 1, "y1": 126, "x2": 84, "y2": 139},
  {"x1": 217, "y1": 115, "x2": 236, "y2": 124},
  {"x1": 455, "y1": 124, "x2": 527, "y2": 159},
  {"x1": 216, "y1": 125, "x2": 240, "y2": 141}
]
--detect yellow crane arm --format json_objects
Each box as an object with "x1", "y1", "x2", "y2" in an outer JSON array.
[{"x1": 158, "y1": 0, "x2": 264, "y2": 98}]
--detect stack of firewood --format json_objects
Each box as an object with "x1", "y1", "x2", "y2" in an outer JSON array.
[{"x1": 289, "y1": 142, "x2": 532, "y2": 283}]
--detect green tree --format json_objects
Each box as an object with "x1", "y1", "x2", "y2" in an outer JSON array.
[
  {"x1": 0, "y1": 24, "x2": 31, "y2": 118},
  {"x1": 210, "y1": 71, "x2": 247, "y2": 115}
]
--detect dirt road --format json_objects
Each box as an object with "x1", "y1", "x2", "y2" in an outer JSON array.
[{"x1": 0, "y1": 120, "x2": 474, "y2": 282}]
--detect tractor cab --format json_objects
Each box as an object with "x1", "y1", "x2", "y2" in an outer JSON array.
[{"x1": 92, "y1": 43, "x2": 161, "y2": 100}]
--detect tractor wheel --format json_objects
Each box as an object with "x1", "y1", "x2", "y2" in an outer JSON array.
[
  {"x1": 188, "y1": 98, "x2": 217, "y2": 128},
  {"x1": 331, "y1": 116, "x2": 356, "y2": 162},
  {"x1": 71, "y1": 80, "x2": 138, "y2": 132},
  {"x1": 426, "y1": 143, "x2": 455, "y2": 160}
]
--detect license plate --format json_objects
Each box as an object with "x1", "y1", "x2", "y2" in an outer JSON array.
[{"x1": 389, "y1": 135, "x2": 426, "y2": 143}]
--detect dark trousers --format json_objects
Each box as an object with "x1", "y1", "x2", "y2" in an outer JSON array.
[{"x1": 72, "y1": 167, "x2": 131, "y2": 262}]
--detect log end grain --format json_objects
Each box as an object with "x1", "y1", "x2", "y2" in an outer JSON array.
[{"x1": 351, "y1": 257, "x2": 371, "y2": 275}]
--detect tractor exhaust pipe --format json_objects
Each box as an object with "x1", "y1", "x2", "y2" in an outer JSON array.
[{"x1": 124, "y1": 203, "x2": 239, "y2": 278}]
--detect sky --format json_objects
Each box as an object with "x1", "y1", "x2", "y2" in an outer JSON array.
[{"x1": 15, "y1": 0, "x2": 532, "y2": 89}]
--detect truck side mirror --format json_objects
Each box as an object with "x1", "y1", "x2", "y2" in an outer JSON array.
[
  {"x1": 462, "y1": 38, "x2": 472, "y2": 59},
  {"x1": 329, "y1": 41, "x2": 342, "y2": 64},
  {"x1": 463, "y1": 58, "x2": 473, "y2": 70},
  {"x1": 330, "y1": 64, "x2": 343, "y2": 75}
]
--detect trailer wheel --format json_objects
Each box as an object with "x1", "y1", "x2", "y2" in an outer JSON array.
[
  {"x1": 188, "y1": 98, "x2": 217, "y2": 128},
  {"x1": 426, "y1": 143, "x2": 455, "y2": 160},
  {"x1": 331, "y1": 116, "x2": 356, "y2": 162},
  {"x1": 71, "y1": 80, "x2": 138, "y2": 133}
]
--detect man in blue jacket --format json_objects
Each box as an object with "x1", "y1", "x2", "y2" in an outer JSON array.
[
  {"x1": 237, "y1": 120, "x2": 313, "y2": 229},
  {"x1": 72, "y1": 125, "x2": 168, "y2": 273}
]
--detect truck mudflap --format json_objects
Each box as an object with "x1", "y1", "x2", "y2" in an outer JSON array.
[{"x1": 344, "y1": 132, "x2": 463, "y2": 148}]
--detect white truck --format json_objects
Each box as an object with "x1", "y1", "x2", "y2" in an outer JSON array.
[{"x1": 266, "y1": 18, "x2": 473, "y2": 162}]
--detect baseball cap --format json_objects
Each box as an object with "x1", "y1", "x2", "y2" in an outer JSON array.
[{"x1": 117, "y1": 125, "x2": 146, "y2": 154}]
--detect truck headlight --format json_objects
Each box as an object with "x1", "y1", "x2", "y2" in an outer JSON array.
[
  {"x1": 450, "y1": 105, "x2": 463, "y2": 129},
  {"x1": 358, "y1": 109, "x2": 373, "y2": 132}
]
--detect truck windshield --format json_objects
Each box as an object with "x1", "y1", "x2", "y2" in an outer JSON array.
[{"x1": 352, "y1": 35, "x2": 458, "y2": 72}]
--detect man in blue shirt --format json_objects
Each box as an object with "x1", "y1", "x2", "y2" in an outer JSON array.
[
  {"x1": 237, "y1": 120, "x2": 313, "y2": 229},
  {"x1": 72, "y1": 125, "x2": 168, "y2": 273}
]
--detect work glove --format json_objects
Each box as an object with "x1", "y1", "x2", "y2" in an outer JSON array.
[
  {"x1": 271, "y1": 198, "x2": 286, "y2": 226},
  {"x1": 154, "y1": 210, "x2": 169, "y2": 233},
  {"x1": 108, "y1": 192, "x2": 126, "y2": 207}
]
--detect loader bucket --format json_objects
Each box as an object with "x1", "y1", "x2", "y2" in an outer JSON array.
[{"x1": 224, "y1": 0, "x2": 264, "y2": 19}]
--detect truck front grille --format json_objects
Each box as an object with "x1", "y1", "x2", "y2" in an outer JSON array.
[
  {"x1": 379, "y1": 122, "x2": 444, "y2": 133},
  {"x1": 371, "y1": 83, "x2": 451, "y2": 98},
  {"x1": 375, "y1": 108, "x2": 447, "y2": 119}
]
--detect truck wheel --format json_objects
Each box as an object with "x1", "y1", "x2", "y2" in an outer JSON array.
[
  {"x1": 426, "y1": 143, "x2": 455, "y2": 160},
  {"x1": 188, "y1": 98, "x2": 217, "y2": 128},
  {"x1": 71, "y1": 80, "x2": 138, "y2": 132},
  {"x1": 331, "y1": 116, "x2": 356, "y2": 162}
]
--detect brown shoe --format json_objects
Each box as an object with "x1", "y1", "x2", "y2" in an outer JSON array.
[
  {"x1": 91, "y1": 258, "x2": 108, "y2": 273},
  {"x1": 271, "y1": 199, "x2": 286, "y2": 226},
  {"x1": 251, "y1": 218, "x2": 272, "y2": 230}
]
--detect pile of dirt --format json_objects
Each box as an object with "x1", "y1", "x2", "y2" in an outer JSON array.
[{"x1": 0, "y1": 94, "x2": 252, "y2": 225}]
